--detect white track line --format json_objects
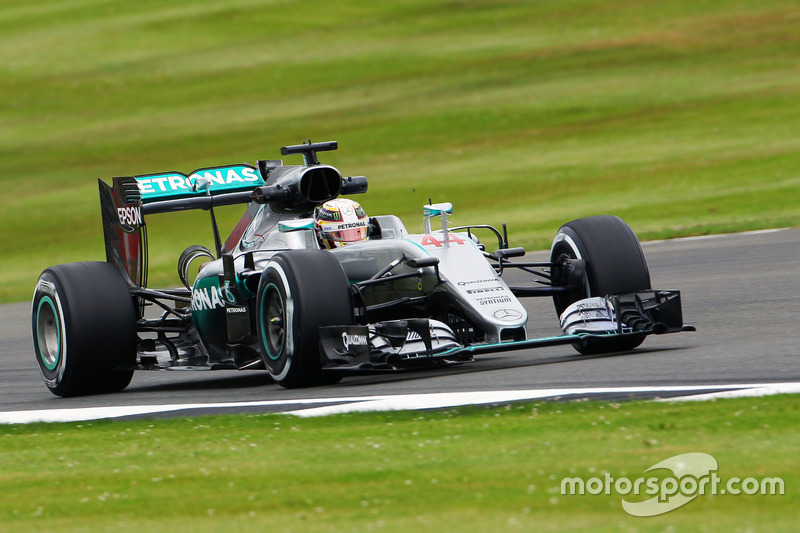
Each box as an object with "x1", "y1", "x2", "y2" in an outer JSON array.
[
  {"x1": 641, "y1": 228, "x2": 788, "y2": 246},
  {"x1": 655, "y1": 382, "x2": 800, "y2": 402},
  {"x1": 285, "y1": 383, "x2": 800, "y2": 417},
  {"x1": 2, "y1": 382, "x2": 799, "y2": 424},
  {"x1": 527, "y1": 228, "x2": 789, "y2": 253},
  {"x1": 0, "y1": 397, "x2": 369, "y2": 425}
]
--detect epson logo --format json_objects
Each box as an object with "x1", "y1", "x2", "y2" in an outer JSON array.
[
  {"x1": 342, "y1": 332, "x2": 369, "y2": 351},
  {"x1": 117, "y1": 206, "x2": 143, "y2": 229}
]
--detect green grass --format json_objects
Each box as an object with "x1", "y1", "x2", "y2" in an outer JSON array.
[
  {"x1": 0, "y1": 395, "x2": 797, "y2": 532},
  {"x1": 2, "y1": 0, "x2": 800, "y2": 302}
]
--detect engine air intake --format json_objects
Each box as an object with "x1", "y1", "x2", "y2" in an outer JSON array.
[{"x1": 300, "y1": 166, "x2": 341, "y2": 204}]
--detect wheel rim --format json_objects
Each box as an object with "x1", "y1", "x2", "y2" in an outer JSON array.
[
  {"x1": 261, "y1": 284, "x2": 285, "y2": 361},
  {"x1": 552, "y1": 247, "x2": 587, "y2": 316},
  {"x1": 36, "y1": 296, "x2": 61, "y2": 371}
]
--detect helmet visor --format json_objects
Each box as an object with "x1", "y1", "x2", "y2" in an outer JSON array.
[{"x1": 320, "y1": 225, "x2": 369, "y2": 243}]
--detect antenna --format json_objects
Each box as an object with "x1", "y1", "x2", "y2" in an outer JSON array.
[{"x1": 280, "y1": 140, "x2": 338, "y2": 166}]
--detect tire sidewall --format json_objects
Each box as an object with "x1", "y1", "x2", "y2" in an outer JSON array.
[
  {"x1": 255, "y1": 250, "x2": 353, "y2": 387},
  {"x1": 257, "y1": 259, "x2": 298, "y2": 381},
  {"x1": 31, "y1": 262, "x2": 137, "y2": 396},
  {"x1": 551, "y1": 216, "x2": 651, "y2": 313},
  {"x1": 32, "y1": 271, "x2": 70, "y2": 389},
  {"x1": 550, "y1": 216, "x2": 651, "y2": 354},
  {"x1": 551, "y1": 227, "x2": 591, "y2": 316}
]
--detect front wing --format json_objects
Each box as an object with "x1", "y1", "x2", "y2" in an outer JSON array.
[{"x1": 318, "y1": 290, "x2": 694, "y2": 372}]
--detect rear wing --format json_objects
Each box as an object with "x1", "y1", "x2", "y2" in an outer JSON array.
[
  {"x1": 136, "y1": 164, "x2": 263, "y2": 203},
  {"x1": 137, "y1": 164, "x2": 264, "y2": 214},
  {"x1": 98, "y1": 164, "x2": 264, "y2": 287},
  {"x1": 97, "y1": 141, "x2": 368, "y2": 289}
]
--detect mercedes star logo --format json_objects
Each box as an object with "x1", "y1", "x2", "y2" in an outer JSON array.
[{"x1": 493, "y1": 308, "x2": 522, "y2": 321}]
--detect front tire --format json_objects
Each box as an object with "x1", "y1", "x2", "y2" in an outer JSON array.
[
  {"x1": 32, "y1": 262, "x2": 137, "y2": 396},
  {"x1": 550, "y1": 215, "x2": 651, "y2": 354},
  {"x1": 256, "y1": 250, "x2": 352, "y2": 388}
]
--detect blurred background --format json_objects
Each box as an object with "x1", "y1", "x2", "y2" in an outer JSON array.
[{"x1": 2, "y1": 0, "x2": 799, "y2": 301}]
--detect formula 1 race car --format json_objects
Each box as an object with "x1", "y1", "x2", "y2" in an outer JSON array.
[{"x1": 32, "y1": 141, "x2": 693, "y2": 396}]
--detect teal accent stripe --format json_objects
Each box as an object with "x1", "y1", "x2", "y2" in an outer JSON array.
[
  {"x1": 405, "y1": 238, "x2": 433, "y2": 256},
  {"x1": 438, "y1": 331, "x2": 645, "y2": 358},
  {"x1": 36, "y1": 296, "x2": 60, "y2": 371},
  {"x1": 260, "y1": 283, "x2": 284, "y2": 361},
  {"x1": 437, "y1": 334, "x2": 586, "y2": 358}
]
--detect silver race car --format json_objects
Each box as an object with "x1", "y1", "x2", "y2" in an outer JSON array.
[{"x1": 32, "y1": 141, "x2": 693, "y2": 396}]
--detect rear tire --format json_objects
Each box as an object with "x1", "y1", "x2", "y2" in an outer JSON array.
[
  {"x1": 256, "y1": 250, "x2": 352, "y2": 388},
  {"x1": 32, "y1": 262, "x2": 136, "y2": 396},
  {"x1": 550, "y1": 216, "x2": 651, "y2": 354}
]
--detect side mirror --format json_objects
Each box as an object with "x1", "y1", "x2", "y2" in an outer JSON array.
[
  {"x1": 407, "y1": 256, "x2": 440, "y2": 269},
  {"x1": 493, "y1": 247, "x2": 526, "y2": 260}
]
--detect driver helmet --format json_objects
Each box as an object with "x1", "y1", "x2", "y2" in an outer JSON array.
[{"x1": 314, "y1": 198, "x2": 369, "y2": 248}]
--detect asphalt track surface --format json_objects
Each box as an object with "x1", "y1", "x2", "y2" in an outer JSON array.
[{"x1": 2, "y1": 229, "x2": 799, "y2": 419}]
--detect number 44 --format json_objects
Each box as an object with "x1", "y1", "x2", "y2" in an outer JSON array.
[{"x1": 420, "y1": 234, "x2": 466, "y2": 247}]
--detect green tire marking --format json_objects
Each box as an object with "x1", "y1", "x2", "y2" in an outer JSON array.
[
  {"x1": 260, "y1": 283, "x2": 284, "y2": 361},
  {"x1": 36, "y1": 296, "x2": 61, "y2": 371}
]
